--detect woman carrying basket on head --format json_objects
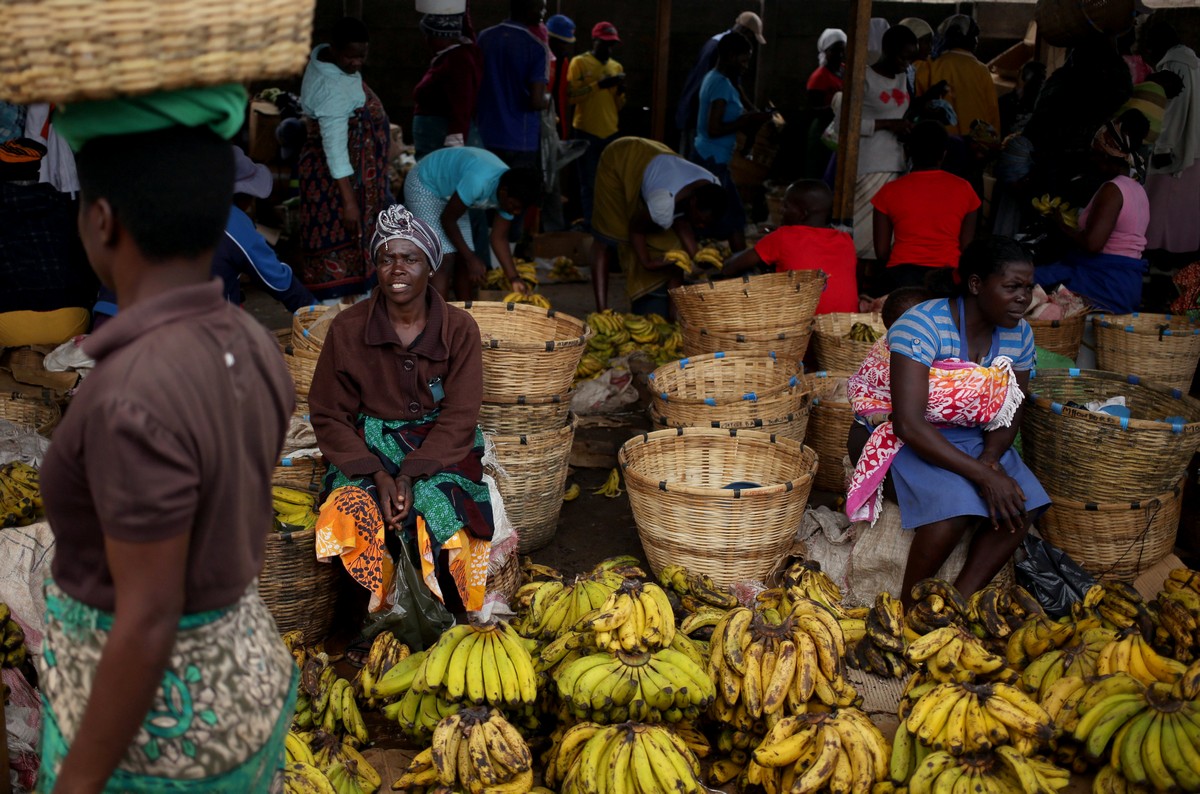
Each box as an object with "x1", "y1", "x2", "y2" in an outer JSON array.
[
  {"x1": 845, "y1": 237, "x2": 1050, "y2": 605},
  {"x1": 309, "y1": 205, "x2": 499, "y2": 633}
]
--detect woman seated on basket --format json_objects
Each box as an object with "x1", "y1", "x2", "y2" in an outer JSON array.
[
  {"x1": 845, "y1": 237, "x2": 1050, "y2": 605},
  {"x1": 309, "y1": 204, "x2": 495, "y2": 621}
]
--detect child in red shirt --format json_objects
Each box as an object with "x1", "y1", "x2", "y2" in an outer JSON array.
[{"x1": 722, "y1": 179, "x2": 858, "y2": 314}]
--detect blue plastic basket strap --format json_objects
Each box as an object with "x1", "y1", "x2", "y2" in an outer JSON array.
[
  {"x1": 280, "y1": 457, "x2": 293, "y2": 466},
  {"x1": 1171, "y1": 419, "x2": 1185, "y2": 434},
  {"x1": 1119, "y1": 416, "x2": 1130, "y2": 430},
  {"x1": 768, "y1": 351, "x2": 777, "y2": 360},
  {"x1": 1128, "y1": 374, "x2": 1140, "y2": 385},
  {"x1": 679, "y1": 357, "x2": 690, "y2": 368},
  {"x1": 704, "y1": 397, "x2": 717, "y2": 406},
  {"x1": 742, "y1": 392, "x2": 758, "y2": 401},
  {"x1": 1173, "y1": 388, "x2": 1184, "y2": 399},
  {"x1": 1050, "y1": 401, "x2": 1064, "y2": 415},
  {"x1": 788, "y1": 376, "x2": 798, "y2": 387},
  {"x1": 713, "y1": 352, "x2": 725, "y2": 359},
  {"x1": 660, "y1": 392, "x2": 670, "y2": 401},
  {"x1": 1068, "y1": 368, "x2": 1080, "y2": 376}
]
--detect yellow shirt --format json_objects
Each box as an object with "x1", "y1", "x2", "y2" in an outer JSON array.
[
  {"x1": 567, "y1": 52, "x2": 627, "y2": 139},
  {"x1": 915, "y1": 50, "x2": 1001, "y2": 137}
]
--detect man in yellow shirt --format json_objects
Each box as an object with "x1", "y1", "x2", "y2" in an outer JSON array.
[
  {"x1": 569, "y1": 21, "x2": 626, "y2": 227},
  {"x1": 915, "y1": 16, "x2": 999, "y2": 137}
]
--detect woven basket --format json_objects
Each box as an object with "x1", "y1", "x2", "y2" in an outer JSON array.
[
  {"x1": 478, "y1": 393, "x2": 574, "y2": 436},
  {"x1": 0, "y1": 0, "x2": 315, "y2": 104},
  {"x1": 1092, "y1": 313, "x2": 1200, "y2": 393},
  {"x1": 283, "y1": 345, "x2": 321, "y2": 398},
  {"x1": 486, "y1": 553, "x2": 522, "y2": 603},
  {"x1": 259, "y1": 526, "x2": 338, "y2": 645},
  {"x1": 487, "y1": 417, "x2": 576, "y2": 553},
  {"x1": 1028, "y1": 313, "x2": 1087, "y2": 361},
  {"x1": 1022, "y1": 369, "x2": 1200, "y2": 502},
  {"x1": 619, "y1": 427, "x2": 817, "y2": 588},
  {"x1": 670, "y1": 270, "x2": 826, "y2": 334},
  {"x1": 453, "y1": 302, "x2": 591, "y2": 402},
  {"x1": 273, "y1": 456, "x2": 327, "y2": 492},
  {"x1": 649, "y1": 404, "x2": 814, "y2": 444},
  {"x1": 292, "y1": 305, "x2": 332, "y2": 354},
  {"x1": 0, "y1": 393, "x2": 61, "y2": 436},
  {"x1": 812, "y1": 313, "x2": 885, "y2": 373},
  {"x1": 680, "y1": 320, "x2": 815, "y2": 368},
  {"x1": 805, "y1": 373, "x2": 856, "y2": 493},
  {"x1": 1038, "y1": 479, "x2": 1183, "y2": 582}
]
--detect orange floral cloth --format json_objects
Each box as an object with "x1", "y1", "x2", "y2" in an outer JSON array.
[
  {"x1": 314, "y1": 486, "x2": 395, "y2": 612},
  {"x1": 417, "y1": 519, "x2": 490, "y2": 612}
]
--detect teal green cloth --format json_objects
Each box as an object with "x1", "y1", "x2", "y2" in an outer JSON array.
[{"x1": 55, "y1": 84, "x2": 248, "y2": 151}]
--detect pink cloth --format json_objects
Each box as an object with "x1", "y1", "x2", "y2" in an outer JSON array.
[
  {"x1": 1079, "y1": 174, "x2": 1149, "y2": 259},
  {"x1": 1146, "y1": 162, "x2": 1200, "y2": 253}
]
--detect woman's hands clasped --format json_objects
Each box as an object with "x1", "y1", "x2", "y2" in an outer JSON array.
[{"x1": 373, "y1": 471, "x2": 414, "y2": 530}]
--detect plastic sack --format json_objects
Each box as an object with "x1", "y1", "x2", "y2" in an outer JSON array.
[
  {"x1": 361, "y1": 530, "x2": 453, "y2": 651},
  {"x1": 571, "y1": 360, "x2": 639, "y2": 415},
  {"x1": 1015, "y1": 534, "x2": 1096, "y2": 618},
  {"x1": 796, "y1": 507, "x2": 856, "y2": 594}
]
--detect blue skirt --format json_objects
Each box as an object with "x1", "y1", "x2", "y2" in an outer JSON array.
[{"x1": 890, "y1": 426, "x2": 1050, "y2": 530}]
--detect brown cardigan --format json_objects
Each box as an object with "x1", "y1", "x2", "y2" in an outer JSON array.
[{"x1": 309, "y1": 288, "x2": 483, "y2": 479}]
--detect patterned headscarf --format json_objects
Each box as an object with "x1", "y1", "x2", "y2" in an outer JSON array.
[
  {"x1": 371, "y1": 204, "x2": 444, "y2": 271},
  {"x1": 420, "y1": 13, "x2": 464, "y2": 39}
]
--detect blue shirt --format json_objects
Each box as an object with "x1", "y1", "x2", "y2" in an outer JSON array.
[
  {"x1": 415, "y1": 147, "x2": 513, "y2": 218},
  {"x1": 674, "y1": 32, "x2": 725, "y2": 131},
  {"x1": 299, "y1": 45, "x2": 366, "y2": 180},
  {"x1": 888, "y1": 298, "x2": 1036, "y2": 370},
  {"x1": 476, "y1": 22, "x2": 550, "y2": 153},
  {"x1": 694, "y1": 70, "x2": 742, "y2": 164}
]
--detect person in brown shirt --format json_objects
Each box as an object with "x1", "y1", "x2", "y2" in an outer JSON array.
[
  {"x1": 36, "y1": 102, "x2": 296, "y2": 792},
  {"x1": 309, "y1": 204, "x2": 492, "y2": 627}
]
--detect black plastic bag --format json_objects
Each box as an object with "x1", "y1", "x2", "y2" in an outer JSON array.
[{"x1": 1014, "y1": 534, "x2": 1096, "y2": 618}]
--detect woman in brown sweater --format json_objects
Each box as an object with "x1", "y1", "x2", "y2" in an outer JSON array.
[{"x1": 309, "y1": 204, "x2": 492, "y2": 625}]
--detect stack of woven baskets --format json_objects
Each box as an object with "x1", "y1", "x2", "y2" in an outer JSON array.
[
  {"x1": 1092, "y1": 313, "x2": 1200, "y2": 393},
  {"x1": 671, "y1": 271, "x2": 826, "y2": 368},
  {"x1": 804, "y1": 371, "x2": 857, "y2": 493},
  {"x1": 1022, "y1": 369, "x2": 1200, "y2": 581},
  {"x1": 454, "y1": 301, "x2": 591, "y2": 553},
  {"x1": 282, "y1": 305, "x2": 334, "y2": 417}
]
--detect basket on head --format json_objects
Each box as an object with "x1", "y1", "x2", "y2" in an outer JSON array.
[
  {"x1": 804, "y1": 373, "x2": 856, "y2": 493},
  {"x1": 648, "y1": 352, "x2": 813, "y2": 442},
  {"x1": 292, "y1": 305, "x2": 333, "y2": 354},
  {"x1": 0, "y1": 0, "x2": 316, "y2": 104},
  {"x1": 486, "y1": 416, "x2": 576, "y2": 553},
  {"x1": 453, "y1": 301, "x2": 591, "y2": 402},
  {"x1": 478, "y1": 392, "x2": 574, "y2": 436},
  {"x1": 619, "y1": 427, "x2": 817, "y2": 588},
  {"x1": 812, "y1": 313, "x2": 886, "y2": 373},
  {"x1": 1027, "y1": 313, "x2": 1087, "y2": 361},
  {"x1": 1022, "y1": 369, "x2": 1200, "y2": 502},
  {"x1": 680, "y1": 320, "x2": 814, "y2": 369},
  {"x1": 1092, "y1": 313, "x2": 1200, "y2": 393},
  {"x1": 0, "y1": 392, "x2": 61, "y2": 437},
  {"x1": 283, "y1": 344, "x2": 321, "y2": 398},
  {"x1": 1037, "y1": 479, "x2": 1183, "y2": 582},
  {"x1": 670, "y1": 270, "x2": 826, "y2": 334},
  {"x1": 273, "y1": 456, "x2": 327, "y2": 493}
]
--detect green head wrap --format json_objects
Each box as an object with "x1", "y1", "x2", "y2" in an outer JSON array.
[{"x1": 54, "y1": 83, "x2": 247, "y2": 152}]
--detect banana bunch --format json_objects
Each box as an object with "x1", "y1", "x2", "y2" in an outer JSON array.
[
  {"x1": 845, "y1": 322, "x2": 882, "y2": 343},
  {"x1": 551, "y1": 255, "x2": 583, "y2": 281},
  {"x1": 563, "y1": 482, "x2": 581, "y2": 501},
  {"x1": 894, "y1": 745, "x2": 1069, "y2": 793},
  {"x1": 1097, "y1": 629, "x2": 1188, "y2": 685},
  {"x1": 284, "y1": 761, "x2": 337, "y2": 794},
  {"x1": 503, "y1": 291, "x2": 553, "y2": 309},
  {"x1": 1075, "y1": 582, "x2": 1157, "y2": 638},
  {"x1": 692, "y1": 246, "x2": 725, "y2": 271},
  {"x1": 709, "y1": 599, "x2": 860, "y2": 733},
  {"x1": 485, "y1": 260, "x2": 539, "y2": 290},
  {"x1": 516, "y1": 569, "x2": 624, "y2": 640},
  {"x1": 544, "y1": 721, "x2": 706, "y2": 794},
  {"x1": 395, "y1": 621, "x2": 537, "y2": 709},
  {"x1": 1070, "y1": 671, "x2": 1200, "y2": 791},
  {"x1": 744, "y1": 708, "x2": 891, "y2": 794},
  {"x1": 1094, "y1": 764, "x2": 1155, "y2": 794},
  {"x1": 579, "y1": 310, "x2": 684, "y2": 380},
  {"x1": 393, "y1": 707, "x2": 533, "y2": 793},
  {"x1": 352, "y1": 631, "x2": 409, "y2": 709},
  {"x1": 663, "y1": 249, "x2": 694, "y2": 274},
  {"x1": 0, "y1": 462, "x2": 41, "y2": 528},
  {"x1": 295, "y1": 731, "x2": 381, "y2": 794},
  {"x1": 588, "y1": 579, "x2": 675, "y2": 653},
  {"x1": 519, "y1": 556, "x2": 563, "y2": 584},
  {"x1": 592, "y1": 468, "x2": 623, "y2": 498},
  {"x1": 780, "y1": 559, "x2": 862, "y2": 620},
  {"x1": 1006, "y1": 613, "x2": 1081, "y2": 670},
  {"x1": 966, "y1": 581, "x2": 1046, "y2": 643},
  {"x1": 903, "y1": 677, "x2": 1056, "y2": 757},
  {"x1": 847, "y1": 592, "x2": 910, "y2": 679},
  {"x1": 1020, "y1": 625, "x2": 1116, "y2": 701},
  {"x1": 906, "y1": 578, "x2": 971, "y2": 635},
  {"x1": 905, "y1": 625, "x2": 1012, "y2": 684},
  {"x1": 1032, "y1": 194, "x2": 1070, "y2": 215},
  {"x1": 555, "y1": 642, "x2": 714, "y2": 723},
  {"x1": 1157, "y1": 580, "x2": 1200, "y2": 663},
  {"x1": 0, "y1": 605, "x2": 25, "y2": 669},
  {"x1": 272, "y1": 486, "x2": 318, "y2": 533},
  {"x1": 659, "y1": 564, "x2": 739, "y2": 609},
  {"x1": 294, "y1": 663, "x2": 370, "y2": 747}
]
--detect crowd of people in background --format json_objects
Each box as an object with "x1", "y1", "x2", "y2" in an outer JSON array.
[{"x1": 1, "y1": 0, "x2": 1198, "y2": 345}]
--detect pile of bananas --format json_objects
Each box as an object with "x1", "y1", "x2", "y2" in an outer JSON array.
[
  {"x1": 892, "y1": 745, "x2": 1069, "y2": 793},
  {"x1": 352, "y1": 631, "x2": 409, "y2": 709},
  {"x1": 779, "y1": 559, "x2": 862, "y2": 621},
  {"x1": 691, "y1": 246, "x2": 726, "y2": 271},
  {"x1": 589, "y1": 579, "x2": 675, "y2": 653},
  {"x1": 966, "y1": 580, "x2": 1046, "y2": 644},
  {"x1": 550, "y1": 255, "x2": 583, "y2": 281},
  {"x1": 906, "y1": 625, "x2": 1011, "y2": 683},
  {"x1": 1006, "y1": 612, "x2": 1081, "y2": 670},
  {"x1": 1097, "y1": 628, "x2": 1188, "y2": 685},
  {"x1": 906, "y1": 578, "x2": 971, "y2": 635},
  {"x1": 845, "y1": 322, "x2": 882, "y2": 343},
  {"x1": 743, "y1": 708, "x2": 891, "y2": 793},
  {"x1": 485, "y1": 260, "x2": 539, "y2": 290},
  {"x1": 1019, "y1": 623, "x2": 1116, "y2": 700},
  {"x1": 578, "y1": 311, "x2": 683, "y2": 379},
  {"x1": 1032, "y1": 194, "x2": 1080, "y2": 229},
  {"x1": 393, "y1": 707, "x2": 533, "y2": 792},
  {"x1": 1156, "y1": 567, "x2": 1200, "y2": 662},
  {"x1": 1069, "y1": 664, "x2": 1200, "y2": 791},
  {"x1": 272, "y1": 486, "x2": 318, "y2": 533},
  {"x1": 519, "y1": 556, "x2": 563, "y2": 585},
  {"x1": 662, "y1": 249, "x2": 694, "y2": 274},
  {"x1": 847, "y1": 592, "x2": 909, "y2": 679},
  {"x1": 516, "y1": 567, "x2": 627, "y2": 640},
  {"x1": 554, "y1": 643, "x2": 715, "y2": 723},
  {"x1": 294, "y1": 661, "x2": 370, "y2": 747},
  {"x1": 902, "y1": 676, "x2": 1056, "y2": 758},
  {"x1": 592, "y1": 469, "x2": 622, "y2": 498},
  {"x1": 284, "y1": 730, "x2": 381, "y2": 794},
  {"x1": 543, "y1": 721, "x2": 706, "y2": 794},
  {"x1": 503, "y1": 291, "x2": 553, "y2": 309},
  {"x1": 0, "y1": 605, "x2": 25, "y2": 668},
  {"x1": 0, "y1": 461, "x2": 41, "y2": 528},
  {"x1": 1075, "y1": 582, "x2": 1156, "y2": 638},
  {"x1": 659, "y1": 564, "x2": 738, "y2": 644}
]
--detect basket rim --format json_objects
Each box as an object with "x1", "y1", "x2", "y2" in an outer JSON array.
[
  {"x1": 812, "y1": 312, "x2": 886, "y2": 331},
  {"x1": 1092, "y1": 312, "x2": 1200, "y2": 335},
  {"x1": 668, "y1": 269, "x2": 827, "y2": 299},
  {"x1": 1045, "y1": 477, "x2": 1183, "y2": 511},
  {"x1": 451, "y1": 300, "x2": 594, "y2": 350},
  {"x1": 617, "y1": 426, "x2": 815, "y2": 497},
  {"x1": 484, "y1": 414, "x2": 577, "y2": 443},
  {"x1": 481, "y1": 391, "x2": 576, "y2": 407},
  {"x1": 682, "y1": 320, "x2": 816, "y2": 341},
  {"x1": 1028, "y1": 368, "x2": 1200, "y2": 431},
  {"x1": 648, "y1": 352, "x2": 806, "y2": 405}
]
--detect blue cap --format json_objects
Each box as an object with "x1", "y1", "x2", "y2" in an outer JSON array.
[{"x1": 546, "y1": 14, "x2": 576, "y2": 43}]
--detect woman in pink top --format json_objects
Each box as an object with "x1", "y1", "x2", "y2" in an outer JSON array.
[{"x1": 1035, "y1": 120, "x2": 1149, "y2": 313}]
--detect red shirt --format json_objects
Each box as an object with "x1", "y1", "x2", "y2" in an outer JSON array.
[
  {"x1": 806, "y1": 66, "x2": 843, "y2": 109},
  {"x1": 754, "y1": 226, "x2": 858, "y2": 314},
  {"x1": 871, "y1": 170, "x2": 981, "y2": 269}
]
